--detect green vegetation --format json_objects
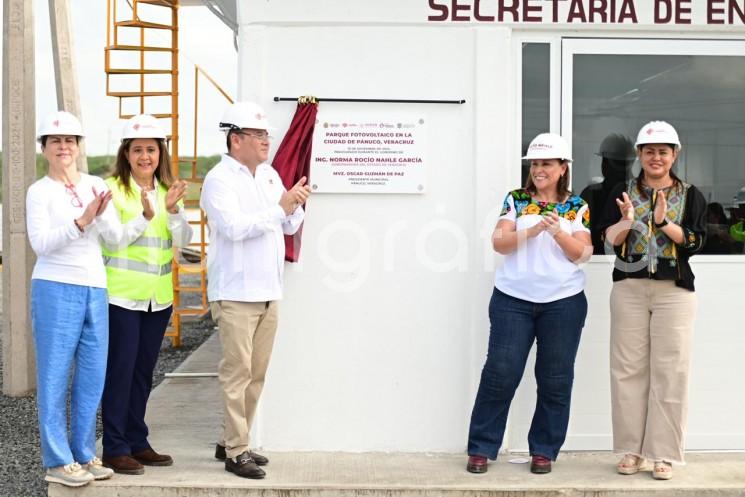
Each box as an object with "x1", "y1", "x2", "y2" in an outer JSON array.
[{"x1": 0, "y1": 154, "x2": 222, "y2": 202}]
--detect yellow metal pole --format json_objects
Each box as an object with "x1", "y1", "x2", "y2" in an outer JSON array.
[
  {"x1": 106, "y1": 0, "x2": 111, "y2": 47},
  {"x1": 170, "y1": 0, "x2": 181, "y2": 346},
  {"x1": 113, "y1": 0, "x2": 118, "y2": 45},
  {"x1": 139, "y1": 26, "x2": 145, "y2": 114},
  {"x1": 196, "y1": 65, "x2": 233, "y2": 104},
  {"x1": 193, "y1": 65, "x2": 198, "y2": 175}
]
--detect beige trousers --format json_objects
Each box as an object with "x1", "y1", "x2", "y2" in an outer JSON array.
[
  {"x1": 211, "y1": 300, "x2": 278, "y2": 459},
  {"x1": 610, "y1": 278, "x2": 696, "y2": 464}
]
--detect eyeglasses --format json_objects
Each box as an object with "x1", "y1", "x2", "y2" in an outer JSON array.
[
  {"x1": 237, "y1": 131, "x2": 273, "y2": 141},
  {"x1": 65, "y1": 183, "x2": 83, "y2": 208}
]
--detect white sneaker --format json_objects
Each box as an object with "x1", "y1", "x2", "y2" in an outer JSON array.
[
  {"x1": 45, "y1": 462, "x2": 94, "y2": 487},
  {"x1": 83, "y1": 456, "x2": 114, "y2": 480}
]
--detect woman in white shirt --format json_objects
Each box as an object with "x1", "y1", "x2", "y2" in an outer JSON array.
[
  {"x1": 99, "y1": 115, "x2": 191, "y2": 475},
  {"x1": 466, "y1": 133, "x2": 592, "y2": 475},
  {"x1": 26, "y1": 111, "x2": 119, "y2": 487}
]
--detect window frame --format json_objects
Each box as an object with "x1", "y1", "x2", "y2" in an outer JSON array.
[{"x1": 560, "y1": 37, "x2": 745, "y2": 260}]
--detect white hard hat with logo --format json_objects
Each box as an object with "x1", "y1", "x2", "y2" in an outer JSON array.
[
  {"x1": 122, "y1": 114, "x2": 167, "y2": 140},
  {"x1": 37, "y1": 110, "x2": 84, "y2": 142},
  {"x1": 635, "y1": 121, "x2": 681, "y2": 148},
  {"x1": 523, "y1": 133, "x2": 572, "y2": 162},
  {"x1": 219, "y1": 101, "x2": 275, "y2": 132}
]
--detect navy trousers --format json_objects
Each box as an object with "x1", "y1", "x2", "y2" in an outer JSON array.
[
  {"x1": 102, "y1": 304, "x2": 172, "y2": 457},
  {"x1": 468, "y1": 288, "x2": 587, "y2": 461}
]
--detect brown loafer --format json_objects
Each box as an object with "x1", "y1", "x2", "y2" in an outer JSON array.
[
  {"x1": 102, "y1": 455, "x2": 145, "y2": 475},
  {"x1": 215, "y1": 444, "x2": 268, "y2": 466},
  {"x1": 132, "y1": 448, "x2": 173, "y2": 467},
  {"x1": 530, "y1": 455, "x2": 552, "y2": 474},
  {"x1": 466, "y1": 455, "x2": 488, "y2": 473}
]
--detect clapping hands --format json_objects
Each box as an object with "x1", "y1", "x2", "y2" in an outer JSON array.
[
  {"x1": 77, "y1": 187, "x2": 113, "y2": 229},
  {"x1": 279, "y1": 177, "x2": 311, "y2": 215}
]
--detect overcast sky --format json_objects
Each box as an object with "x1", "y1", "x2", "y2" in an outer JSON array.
[{"x1": 1, "y1": 0, "x2": 237, "y2": 156}]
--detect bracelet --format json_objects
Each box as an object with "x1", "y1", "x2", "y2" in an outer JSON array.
[
  {"x1": 654, "y1": 218, "x2": 669, "y2": 228},
  {"x1": 73, "y1": 218, "x2": 84, "y2": 233}
]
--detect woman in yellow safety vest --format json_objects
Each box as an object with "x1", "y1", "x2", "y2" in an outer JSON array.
[{"x1": 100, "y1": 114, "x2": 192, "y2": 475}]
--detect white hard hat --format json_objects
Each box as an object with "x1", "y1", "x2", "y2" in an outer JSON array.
[
  {"x1": 122, "y1": 114, "x2": 166, "y2": 140},
  {"x1": 523, "y1": 133, "x2": 572, "y2": 162},
  {"x1": 635, "y1": 121, "x2": 681, "y2": 148},
  {"x1": 37, "y1": 110, "x2": 84, "y2": 142},
  {"x1": 219, "y1": 101, "x2": 275, "y2": 132}
]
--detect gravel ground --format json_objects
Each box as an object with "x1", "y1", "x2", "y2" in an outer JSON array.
[{"x1": 0, "y1": 312, "x2": 215, "y2": 497}]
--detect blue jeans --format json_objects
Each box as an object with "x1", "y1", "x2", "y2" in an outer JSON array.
[
  {"x1": 30, "y1": 279, "x2": 109, "y2": 468},
  {"x1": 102, "y1": 304, "x2": 172, "y2": 457},
  {"x1": 468, "y1": 287, "x2": 587, "y2": 461}
]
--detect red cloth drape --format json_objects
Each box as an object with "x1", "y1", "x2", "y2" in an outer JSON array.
[{"x1": 272, "y1": 99, "x2": 318, "y2": 262}]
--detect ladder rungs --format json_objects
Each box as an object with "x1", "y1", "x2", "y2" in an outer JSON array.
[
  {"x1": 108, "y1": 68, "x2": 173, "y2": 75},
  {"x1": 175, "y1": 265, "x2": 204, "y2": 274},
  {"x1": 173, "y1": 286, "x2": 204, "y2": 292},
  {"x1": 120, "y1": 112, "x2": 174, "y2": 119},
  {"x1": 115, "y1": 20, "x2": 175, "y2": 30},
  {"x1": 108, "y1": 91, "x2": 173, "y2": 97},
  {"x1": 106, "y1": 44, "x2": 174, "y2": 52},
  {"x1": 136, "y1": 0, "x2": 176, "y2": 6},
  {"x1": 174, "y1": 308, "x2": 209, "y2": 316}
]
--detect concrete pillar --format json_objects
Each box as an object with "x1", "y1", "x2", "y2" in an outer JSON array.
[
  {"x1": 2, "y1": 0, "x2": 37, "y2": 396},
  {"x1": 49, "y1": 0, "x2": 88, "y2": 172}
]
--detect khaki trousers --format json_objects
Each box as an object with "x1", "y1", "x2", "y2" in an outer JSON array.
[
  {"x1": 610, "y1": 278, "x2": 696, "y2": 464},
  {"x1": 211, "y1": 300, "x2": 278, "y2": 459}
]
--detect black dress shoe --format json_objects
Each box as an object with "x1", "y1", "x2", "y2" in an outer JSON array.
[
  {"x1": 225, "y1": 451, "x2": 265, "y2": 479},
  {"x1": 248, "y1": 451, "x2": 268, "y2": 466},
  {"x1": 215, "y1": 444, "x2": 268, "y2": 466}
]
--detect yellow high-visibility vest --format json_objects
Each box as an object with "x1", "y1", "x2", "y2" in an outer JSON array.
[{"x1": 103, "y1": 176, "x2": 174, "y2": 304}]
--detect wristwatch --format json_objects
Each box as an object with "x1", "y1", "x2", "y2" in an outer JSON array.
[{"x1": 654, "y1": 218, "x2": 669, "y2": 228}]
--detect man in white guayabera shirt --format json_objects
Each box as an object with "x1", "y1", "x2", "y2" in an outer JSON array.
[{"x1": 200, "y1": 101, "x2": 311, "y2": 480}]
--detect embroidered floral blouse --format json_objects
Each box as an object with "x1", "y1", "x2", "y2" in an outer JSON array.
[
  {"x1": 599, "y1": 178, "x2": 707, "y2": 291},
  {"x1": 494, "y1": 189, "x2": 590, "y2": 303}
]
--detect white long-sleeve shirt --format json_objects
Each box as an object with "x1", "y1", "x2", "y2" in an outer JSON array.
[
  {"x1": 26, "y1": 174, "x2": 131, "y2": 288},
  {"x1": 200, "y1": 154, "x2": 304, "y2": 302}
]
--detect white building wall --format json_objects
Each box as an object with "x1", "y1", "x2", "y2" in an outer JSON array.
[{"x1": 235, "y1": 1, "x2": 745, "y2": 452}]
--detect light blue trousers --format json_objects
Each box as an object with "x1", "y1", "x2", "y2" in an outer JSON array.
[{"x1": 30, "y1": 279, "x2": 109, "y2": 468}]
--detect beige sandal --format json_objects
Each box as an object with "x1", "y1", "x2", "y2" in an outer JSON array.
[
  {"x1": 617, "y1": 454, "x2": 644, "y2": 475},
  {"x1": 652, "y1": 460, "x2": 673, "y2": 480}
]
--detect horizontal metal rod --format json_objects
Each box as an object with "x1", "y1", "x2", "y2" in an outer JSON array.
[
  {"x1": 164, "y1": 372, "x2": 218, "y2": 378},
  {"x1": 273, "y1": 97, "x2": 466, "y2": 105}
]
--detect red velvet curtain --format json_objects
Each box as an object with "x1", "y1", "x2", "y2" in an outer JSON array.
[{"x1": 273, "y1": 99, "x2": 318, "y2": 262}]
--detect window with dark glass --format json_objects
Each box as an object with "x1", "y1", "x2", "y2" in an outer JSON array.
[
  {"x1": 521, "y1": 43, "x2": 550, "y2": 186},
  {"x1": 572, "y1": 54, "x2": 745, "y2": 254}
]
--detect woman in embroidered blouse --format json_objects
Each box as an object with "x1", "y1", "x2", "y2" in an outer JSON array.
[
  {"x1": 601, "y1": 121, "x2": 706, "y2": 481},
  {"x1": 466, "y1": 133, "x2": 592, "y2": 475}
]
